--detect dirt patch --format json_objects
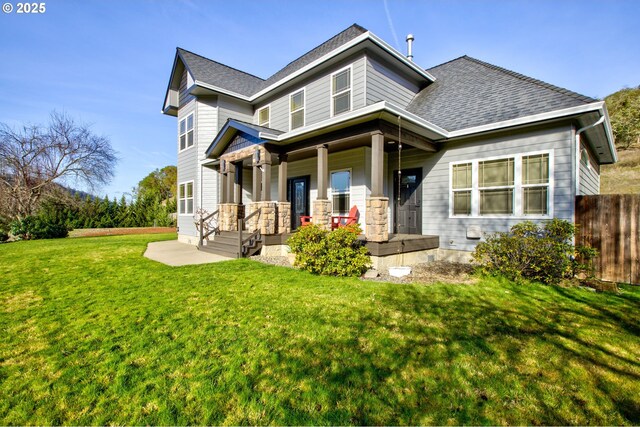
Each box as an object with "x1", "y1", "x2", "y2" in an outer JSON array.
[
  {"x1": 364, "y1": 261, "x2": 477, "y2": 285},
  {"x1": 69, "y1": 227, "x2": 176, "y2": 238}
]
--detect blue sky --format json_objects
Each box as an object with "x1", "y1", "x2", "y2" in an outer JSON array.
[{"x1": 1, "y1": 0, "x2": 638, "y2": 198}]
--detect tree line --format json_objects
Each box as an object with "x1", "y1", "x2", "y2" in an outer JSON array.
[{"x1": 0, "y1": 112, "x2": 176, "y2": 240}]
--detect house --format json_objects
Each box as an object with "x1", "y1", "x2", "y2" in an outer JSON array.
[{"x1": 162, "y1": 24, "x2": 616, "y2": 267}]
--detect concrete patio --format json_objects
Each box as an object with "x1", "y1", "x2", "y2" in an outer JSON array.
[{"x1": 144, "y1": 240, "x2": 232, "y2": 266}]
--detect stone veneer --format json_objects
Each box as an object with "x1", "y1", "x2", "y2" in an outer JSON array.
[
  {"x1": 218, "y1": 203, "x2": 239, "y2": 231},
  {"x1": 277, "y1": 202, "x2": 291, "y2": 234},
  {"x1": 365, "y1": 197, "x2": 389, "y2": 242},
  {"x1": 312, "y1": 199, "x2": 332, "y2": 230},
  {"x1": 247, "y1": 202, "x2": 276, "y2": 235}
]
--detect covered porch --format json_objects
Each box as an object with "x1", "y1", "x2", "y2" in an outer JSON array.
[{"x1": 204, "y1": 118, "x2": 440, "y2": 256}]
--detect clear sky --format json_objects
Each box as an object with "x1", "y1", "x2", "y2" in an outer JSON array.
[{"x1": 1, "y1": 0, "x2": 638, "y2": 198}]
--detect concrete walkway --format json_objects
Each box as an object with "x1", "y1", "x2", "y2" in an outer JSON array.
[{"x1": 144, "y1": 240, "x2": 232, "y2": 266}]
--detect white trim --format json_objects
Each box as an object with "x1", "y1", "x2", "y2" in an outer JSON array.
[
  {"x1": 258, "y1": 104, "x2": 271, "y2": 128},
  {"x1": 330, "y1": 64, "x2": 353, "y2": 117},
  {"x1": 178, "y1": 180, "x2": 195, "y2": 216},
  {"x1": 178, "y1": 112, "x2": 195, "y2": 152},
  {"x1": 448, "y1": 102, "x2": 606, "y2": 138},
  {"x1": 449, "y1": 149, "x2": 554, "y2": 219},
  {"x1": 289, "y1": 87, "x2": 306, "y2": 131},
  {"x1": 329, "y1": 168, "x2": 352, "y2": 215},
  {"x1": 259, "y1": 101, "x2": 448, "y2": 141}
]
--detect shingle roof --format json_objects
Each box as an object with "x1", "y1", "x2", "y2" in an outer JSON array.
[
  {"x1": 177, "y1": 24, "x2": 368, "y2": 97},
  {"x1": 177, "y1": 48, "x2": 265, "y2": 97},
  {"x1": 406, "y1": 55, "x2": 598, "y2": 131}
]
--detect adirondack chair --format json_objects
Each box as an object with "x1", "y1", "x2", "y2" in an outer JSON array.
[{"x1": 331, "y1": 205, "x2": 359, "y2": 230}]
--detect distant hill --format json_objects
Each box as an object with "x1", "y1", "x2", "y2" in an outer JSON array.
[{"x1": 600, "y1": 147, "x2": 640, "y2": 194}]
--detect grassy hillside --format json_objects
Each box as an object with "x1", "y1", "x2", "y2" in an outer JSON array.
[{"x1": 601, "y1": 147, "x2": 640, "y2": 194}]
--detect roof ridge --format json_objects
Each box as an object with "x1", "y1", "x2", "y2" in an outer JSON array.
[
  {"x1": 426, "y1": 54, "x2": 469, "y2": 71},
  {"x1": 264, "y1": 23, "x2": 368, "y2": 81},
  {"x1": 462, "y1": 55, "x2": 597, "y2": 103},
  {"x1": 177, "y1": 47, "x2": 265, "y2": 82}
]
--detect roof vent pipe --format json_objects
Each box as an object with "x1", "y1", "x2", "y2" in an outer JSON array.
[{"x1": 406, "y1": 34, "x2": 414, "y2": 61}]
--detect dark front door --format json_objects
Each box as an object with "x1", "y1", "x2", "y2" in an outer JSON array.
[
  {"x1": 288, "y1": 176, "x2": 310, "y2": 230},
  {"x1": 394, "y1": 168, "x2": 422, "y2": 234}
]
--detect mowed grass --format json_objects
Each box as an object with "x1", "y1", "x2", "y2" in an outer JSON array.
[{"x1": 1, "y1": 234, "x2": 639, "y2": 425}]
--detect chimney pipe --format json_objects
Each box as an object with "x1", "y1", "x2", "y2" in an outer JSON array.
[{"x1": 406, "y1": 33, "x2": 414, "y2": 61}]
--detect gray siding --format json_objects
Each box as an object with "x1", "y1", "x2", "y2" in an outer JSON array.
[
  {"x1": 387, "y1": 125, "x2": 575, "y2": 252},
  {"x1": 179, "y1": 68, "x2": 195, "y2": 107},
  {"x1": 366, "y1": 56, "x2": 419, "y2": 108},
  {"x1": 176, "y1": 94, "x2": 198, "y2": 238},
  {"x1": 579, "y1": 140, "x2": 600, "y2": 195},
  {"x1": 253, "y1": 56, "x2": 367, "y2": 132},
  {"x1": 218, "y1": 96, "x2": 253, "y2": 129}
]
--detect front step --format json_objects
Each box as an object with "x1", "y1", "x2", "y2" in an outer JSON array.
[{"x1": 199, "y1": 230, "x2": 262, "y2": 258}]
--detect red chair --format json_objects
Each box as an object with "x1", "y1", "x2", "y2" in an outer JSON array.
[
  {"x1": 331, "y1": 206, "x2": 359, "y2": 230},
  {"x1": 300, "y1": 215, "x2": 313, "y2": 226}
]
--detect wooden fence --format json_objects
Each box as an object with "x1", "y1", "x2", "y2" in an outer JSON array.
[{"x1": 575, "y1": 195, "x2": 640, "y2": 285}]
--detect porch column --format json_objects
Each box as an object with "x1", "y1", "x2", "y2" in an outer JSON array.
[
  {"x1": 262, "y1": 150, "x2": 272, "y2": 202},
  {"x1": 366, "y1": 131, "x2": 389, "y2": 242},
  {"x1": 277, "y1": 154, "x2": 290, "y2": 234},
  {"x1": 371, "y1": 131, "x2": 384, "y2": 197},
  {"x1": 252, "y1": 151, "x2": 262, "y2": 203},
  {"x1": 226, "y1": 162, "x2": 235, "y2": 204},
  {"x1": 234, "y1": 161, "x2": 242, "y2": 206},
  {"x1": 313, "y1": 144, "x2": 331, "y2": 230},
  {"x1": 219, "y1": 164, "x2": 227, "y2": 204}
]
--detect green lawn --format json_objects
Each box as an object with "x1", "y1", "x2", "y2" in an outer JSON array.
[{"x1": 1, "y1": 234, "x2": 639, "y2": 425}]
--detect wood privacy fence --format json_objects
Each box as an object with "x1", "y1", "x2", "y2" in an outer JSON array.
[{"x1": 575, "y1": 195, "x2": 640, "y2": 285}]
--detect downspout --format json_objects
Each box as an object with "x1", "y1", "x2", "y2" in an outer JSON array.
[{"x1": 575, "y1": 115, "x2": 605, "y2": 196}]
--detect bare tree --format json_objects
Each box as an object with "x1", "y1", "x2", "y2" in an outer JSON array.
[{"x1": 0, "y1": 112, "x2": 118, "y2": 219}]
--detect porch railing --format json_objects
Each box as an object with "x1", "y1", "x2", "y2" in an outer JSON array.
[
  {"x1": 238, "y1": 207, "x2": 261, "y2": 257},
  {"x1": 198, "y1": 209, "x2": 219, "y2": 248}
]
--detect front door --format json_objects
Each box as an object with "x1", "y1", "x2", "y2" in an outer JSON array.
[
  {"x1": 394, "y1": 168, "x2": 422, "y2": 234},
  {"x1": 288, "y1": 176, "x2": 310, "y2": 230}
]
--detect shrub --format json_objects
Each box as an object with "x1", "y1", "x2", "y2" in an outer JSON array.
[
  {"x1": 472, "y1": 219, "x2": 597, "y2": 284},
  {"x1": 0, "y1": 216, "x2": 9, "y2": 242},
  {"x1": 10, "y1": 216, "x2": 69, "y2": 240},
  {"x1": 287, "y1": 223, "x2": 371, "y2": 277}
]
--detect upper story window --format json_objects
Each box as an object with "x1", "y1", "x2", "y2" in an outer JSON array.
[
  {"x1": 451, "y1": 151, "x2": 552, "y2": 218},
  {"x1": 290, "y1": 89, "x2": 305, "y2": 130},
  {"x1": 258, "y1": 106, "x2": 270, "y2": 127},
  {"x1": 332, "y1": 67, "x2": 351, "y2": 116},
  {"x1": 179, "y1": 113, "x2": 194, "y2": 151}
]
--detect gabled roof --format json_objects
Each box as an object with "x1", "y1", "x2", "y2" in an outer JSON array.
[
  {"x1": 407, "y1": 55, "x2": 598, "y2": 132},
  {"x1": 177, "y1": 48, "x2": 265, "y2": 97},
  {"x1": 205, "y1": 119, "x2": 284, "y2": 158}
]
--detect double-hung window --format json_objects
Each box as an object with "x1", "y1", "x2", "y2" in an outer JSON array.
[
  {"x1": 451, "y1": 151, "x2": 551, "y2": 217},
  {"x1": 258, "y1": 106, "x2": 270, "y2": 127},
  {"x1": 178, "y1": 181, "x2": 194, "y2": 215},
  {"x1": 479, "y1": 158, "x2": 514, "y2": 215},
  {"x1": 290, "y1": 90, "x2": 305, "y2": 130},
  {"x1": 522, "y1": 154, "x2": 550, "y2": 215},
  {"x1": 331, "y1": 67, "x2": 351, "y2": 116},
  {"x1": 179, "y1": 113, "x2": 194, "y2": 151},
  {"x1": 331, "y1": 170, "x2": 351, "y2": 215}
]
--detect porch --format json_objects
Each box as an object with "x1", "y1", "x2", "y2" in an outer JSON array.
[{"x1": 200, "y1": 119, "x2": 441, "y2": 259}]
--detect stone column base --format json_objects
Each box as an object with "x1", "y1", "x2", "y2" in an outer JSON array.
[
  {"x1": 219, "y1": 203, "x2": 239, "y2": 231},
  {"x1": 366, "y1": 197, "x2": 389, "y2": 242},
  {"x1": 248, "y1": 201, "x2": 277, "y2": 235},
  {"x1": 277, "y1": 202, "x2": 291, "y2": 234},
  {"x1": 312, "y1": 199, "x2": 332, "y2": 230}
]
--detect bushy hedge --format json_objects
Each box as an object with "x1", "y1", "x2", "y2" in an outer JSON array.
[
  {"x1": 10, "y1": 216, "x2": 69, "y2": 240},
  {"x1": 472, "y1": 219, "x2": 597, "y2": 284},
  {"x1": 287, "y1": 223, "x2": 371, "y2": 277}
]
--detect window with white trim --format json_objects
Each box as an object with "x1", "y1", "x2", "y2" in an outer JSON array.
[
  {"x1": 450, "y1": 151, "x2": 551, "y2": 217},
  {"x1": 331, "y1": 67, "x2": 351, "y2": 116},
  {"x1": 290, "y1": 90, "x2": 305, "y2": 130},
  {"x1": 258, "y1": 106, "x2": 270, "y2": 127},
  {"x1": 179, "y1": 114, "x2": 194, "y2": 151},
  {"x1": 178, "y1": 181, "x2": 194, "y2": 215},
  {"x1": 522, "y1": 154, "x2": 550, "y2": 215},
  {"x1": 331, "y1": 170, "x2": 351, "y2": 215}
]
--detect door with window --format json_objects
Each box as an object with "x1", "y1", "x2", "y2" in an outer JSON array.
[
  {"x1": 288, "y1": 176, "x2": 310, "y2": 230},
  {"x1": 394, "y1": 168, "x2": 422, "y2": 234}
]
